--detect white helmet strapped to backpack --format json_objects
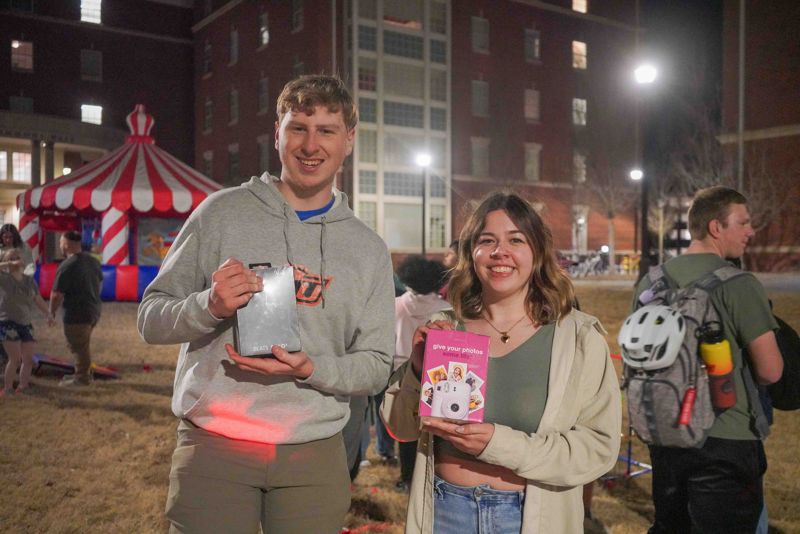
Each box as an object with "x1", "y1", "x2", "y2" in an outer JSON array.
[{"x1": 618, "y1": 304, "x2": 686, "y2": 371}]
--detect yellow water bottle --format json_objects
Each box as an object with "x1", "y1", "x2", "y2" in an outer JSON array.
[{"x1": 699, "y1": 325, "x2": 736, "y2": 409}]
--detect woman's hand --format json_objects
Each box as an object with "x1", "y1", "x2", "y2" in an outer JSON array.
[
  {"x1": 410, "y1": 319, "x2": 454, "y2": 378},
  {"x1": 422, "y1": 418, "x2": 495, "y2": 456}
]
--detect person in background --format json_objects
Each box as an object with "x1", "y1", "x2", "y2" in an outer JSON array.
[
  {"x1": 0, "y1": 223, "x2": 34, "y2": 276},
  {"x1": 382, "y1": 192, "x2": 621, "y2": 533},
  {"x1": 49, "y1": 231, "x2": 103, "y2": 387},
  {"x1": 386, "y1": 255, "x2": 451, "y2": 491},
  {"x1": 0, "y1": 249, "x2": 53, "y2": 396}
]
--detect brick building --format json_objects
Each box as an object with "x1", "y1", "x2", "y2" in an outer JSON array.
[
  {"x1": 0, "y1": 0, "x2": 194, "y2": 226},
  {"x1": 194, "y1": 0, "x2": 640, "y2": 260},
  {"x1": 720, "y1": 0, "x2": 800, "y2": 270}
]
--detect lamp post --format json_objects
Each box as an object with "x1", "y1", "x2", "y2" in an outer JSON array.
[
  {"x1": 415, "y1": 153, "x2": 432, "y2": 256},
  {"x1": 633, "y1": 63, "x2": 657, "y2": 278}
]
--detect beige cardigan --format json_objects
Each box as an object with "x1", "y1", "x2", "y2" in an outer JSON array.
[{"x1": 380, "y1": 310, "x2": 622, "y2": 534}]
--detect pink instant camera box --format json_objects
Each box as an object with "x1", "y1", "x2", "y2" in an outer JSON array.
[{"x1": 419, "y1": 329, "x2": 490, "y2": 423}]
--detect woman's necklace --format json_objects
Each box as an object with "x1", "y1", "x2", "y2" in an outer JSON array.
[{"x1": 482, "y1": 313, "x2": 529, "y2": 344}]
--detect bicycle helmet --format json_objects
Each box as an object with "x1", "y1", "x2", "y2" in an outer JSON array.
[{"x1": 618, "y1": 304, "x2": 686, "y2": 370}]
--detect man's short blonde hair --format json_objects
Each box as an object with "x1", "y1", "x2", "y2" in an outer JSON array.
[
  {"x1": 688, "y1": 186, "x2": 748, "y2": 240},
  {"x1": 276, "y1": 74, "x2": 358, "y2": 130}
]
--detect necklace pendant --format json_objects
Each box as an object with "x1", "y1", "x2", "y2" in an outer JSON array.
[{"x1": 500, "y1": 334, "x2": 510, "y2": 344}]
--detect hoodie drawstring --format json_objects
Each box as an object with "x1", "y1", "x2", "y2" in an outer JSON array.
[
  {"x1": 282, "y1": 204, "x2": 294, "y2": 265},
  {"x1": 319, "y1": 216, "x2": 327, "y2": 308}
]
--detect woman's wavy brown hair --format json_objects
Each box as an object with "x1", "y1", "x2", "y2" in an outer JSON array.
[{"x1": 447, "y1": 191, "x2": 575, "y2": 324}]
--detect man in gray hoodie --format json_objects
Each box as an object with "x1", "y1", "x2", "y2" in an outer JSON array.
[{"x1": 138, "y1": 75, "x2": 395, "y2": 534}]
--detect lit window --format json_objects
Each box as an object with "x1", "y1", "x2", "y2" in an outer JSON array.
[
  {"x1": 202, "y1": 151, "x2": 213, "y2": 179},
  {"x1": 12, "y1": 152, "x2": 32, "y2": 182},
  {"x1": 0, "y1": 152, "x2": 7, "y2": 181},
  {"x1": 228, "y1": 144, "x2": 240, "y2": 182},
  {"x1": 229, "y1": 89, "x2": 239, "y2": 125},
  {"x1": 11, "y1": 40, "x2": 33, "y2": 72},
  {"x1": 572, "y1": 41, "x2": 587, "y2": 69},
  {"x1": 471, "y1": 80, "x2": 489, "y2": 118},
  {"x1": 81, "y1": 49, "x2": 103, "y2": 81},
  {"x1": 384, "y1": 203, "x2": 422, "y2": 249},
  {"x1": 471, "y1": 137, "x2": 489, "y2": 177},
  {"x1": 358, "y1": 130, "x2": 377, "y2": 163},
  {"x1": 572, "y1": 0, "x2": 588, "y2": 14},
  {"x1": 359, "y1": 98, "x2": 376, "y2": 123},
  {"x1": 81, "y1": 104, "x2": 103, "y2": 125},
  {"x1": 203, "y1": 40, "x2": 212, "y2": 75},
  {"x1": 291, "y1": 0, "x2": 304, "y2": 33},
  {"x1": 385, "y1": 172, "x2": 423, "y2": 197},
  {"x1": 430, "y1": 108, "x2": 446, "y2": 131},
  {"x1": 384, "y1": 62, "x2": 424, "y2": 98},
  {"x1": 524, "y1": 88, "x2": 540, "y2": 121},
  {"x1": 572, "y1": 98, "x2": 587, "y2": 126},
  {"x1": 358, "y1": 201, "x2": 377, "y2": 231},
  {"x1": 358, "y1": 57, "x2": 377, "y2": 91},
  {"x1": 524, "y1": 143, "x2": 542, "y2": 181},
  {"x1": 204, "y1": 98, "x2": 213, "y2": 132},
  {"x1": 471, "y1": 16, "x2": 489, "y2": 53},
  {"x1": 81, "y1": 0, "x2": 102, "y2": 23},
  {"x1": 383, "y1": 132, "x2": 424, "y2": 166},
  {"x1": 384, "y1": 101, "x2": 424, "y2": 128},
  {"x1": 525, "y1": 29, "x2": 540, "y2": 62},
  {"x1": 430, "y1": 70, "x2": 447, "y2": 101},
  {"x1": 258, "y1": 77, "x2": 269, "y2": 113},
  {"x1": 359, "y1": 170, "x2": 377, "y2": 194},
  {"x1": 259, "y1": 12, "x2": 270, "y2": 47},
  {"x1": 229, "y1": 28, "x2": 239, "y2": 65},
  {"x1": 573, "y1": 151, "x2": 587, "y2": 183},
  {"x1": 384, "y1": 31, "x2": 423, "y2": 59},
  {"x1": 430, "y1": 0, "x2": 447, "y2": 34},
  {"x1": 383, "y1": 0, "x2": 422, "y2": 30}
]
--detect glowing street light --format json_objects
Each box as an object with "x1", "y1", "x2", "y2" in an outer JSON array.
[
  {"x1": 629, "y1": 168, "x2": 644, "y2": 181},
  {"x1": 634, "y1": 64, "x2": 658, "y2": 85},
  {"x1": 415, "y1": 153, "x2": 432, "y2": 168}
]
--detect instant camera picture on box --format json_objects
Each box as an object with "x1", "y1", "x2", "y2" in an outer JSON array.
[{"x1": 419, "y1": 329, "x2": 490, "y2": 423}]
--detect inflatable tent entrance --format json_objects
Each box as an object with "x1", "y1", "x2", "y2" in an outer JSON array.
[{"x1": 17, "y1": 105, "x2": 221, "y2": 301}]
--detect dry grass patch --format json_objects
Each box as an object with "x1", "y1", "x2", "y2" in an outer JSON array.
[{"x1": 0, "y1": 287, "x2": 798, "y2": 533}]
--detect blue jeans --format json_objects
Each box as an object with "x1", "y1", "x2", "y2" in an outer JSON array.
[{"x1": 433, "y1": 476, "x2": 524, "y2": 534}]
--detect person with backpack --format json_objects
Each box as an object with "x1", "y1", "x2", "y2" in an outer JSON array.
[{"x1": 627, "y1": 186, "x2": 783, "y2": 533}]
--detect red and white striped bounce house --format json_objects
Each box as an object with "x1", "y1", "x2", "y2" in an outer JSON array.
[{"x1": 17, "y1": 105, "x2": 221, "y2": 301}]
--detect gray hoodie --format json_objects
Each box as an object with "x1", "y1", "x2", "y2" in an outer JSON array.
[{"x1": 137, "y1": 175, "x2": 395, "y2": 444}]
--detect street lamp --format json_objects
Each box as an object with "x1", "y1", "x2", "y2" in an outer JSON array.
[
  {"x1": 629, "y1": 169, "x2": 643, "y2": 181},
  {"x1": 634, "y1": 64, "x2": 658, "y2": 85},
  {"x1": 633, "y1": 62, "x2": 657, "y2": 278},
  {"x1": 415, "y1": 153, "x2": 432, "y2": 256}
]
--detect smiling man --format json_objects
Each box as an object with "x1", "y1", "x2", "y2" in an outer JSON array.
[
  {"x1": 138, "y1": 75, "x2": 395, "y2": 534},
  {"x1": 633, "y1": 186, "x2": 783, "y2": 533}
]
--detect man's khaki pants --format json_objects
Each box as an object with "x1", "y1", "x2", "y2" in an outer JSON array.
[{"x1": 64, "y1": 322, "x2": 94, "y2": 382}]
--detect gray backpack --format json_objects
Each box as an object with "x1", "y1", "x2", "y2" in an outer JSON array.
[{"x1": 622, "y1": 265, "x2": 744, "y2": 448}]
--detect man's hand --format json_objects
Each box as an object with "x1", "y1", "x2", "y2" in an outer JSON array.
[
  {"x1": 421, "y1": 418, "x2": 495, "y2": 456},
  {"x1": 226, "y1": 344, "x2": 315, "y2": 380},
  {"x1": 207, "y1": 258, "x2": 263, "y2": 318}
]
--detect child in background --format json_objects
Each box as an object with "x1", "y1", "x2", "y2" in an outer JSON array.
[{"x1": 0, "y1": 249, "x2": 54, "y2": 396}]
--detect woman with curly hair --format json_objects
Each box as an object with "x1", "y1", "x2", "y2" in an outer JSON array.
[{"x1": 381, "y1": 191, "x2": 620, "y2": 533}]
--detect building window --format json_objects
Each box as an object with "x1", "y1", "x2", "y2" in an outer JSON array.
[
  {"x1": 81, "y1": 49, "x2": 102, "y2": 81},
  {"x1": 430, "y1": 70, "x2": 447, "y2": 101},
  {"x1": 358, "y1": 57, "x2": 377, "y2": 91},
  {"x1": 525, "y1": 29, "x2": 540, "y2": 62},
  {"x1": 228, "y1": 144, "x2": 240, "y2": 182},
  {"x1": 359, "y1": 170, "x2": 377, "y2": 194},
  {"x1": 430, "y1": 0, "x2": 447, "y2": 34},
  {"x1": 572, "y1": 41, "x2": 587, "y2": 69},
  {"x1": 291, "y1": 0, "x2": 304, "y2": 32},
  {"x1": 384, "y1": 31, "x2": 423, "y2": 59},
  {"x1": 12, "y1": 152, "x2": 31, "y2": 182},
  {"x1": 202, "y1": 151, "x2": 213, "y2": 179},
  {"x1": 229, "y1": 28, "x2": 239, "y2": 65},
  {"x1": 471, "y1": 16, "x2": 489, "y2": 53},
  {"x1": 572, "y1": 0, "x2": 588, "y2": 13},
  {"x1": 471, "y1": 80, "x2": 489, "y2": 118},
  {"x1": 384, "y1": 61, "x2": 424, "y2": 99},
  {"x1": 229, "y1": 89, "x2": 239, "y2": 125},
  {"x1": 258, "y1": 77, "x2": 269, "y2": 113},
  {"x1": 259, "y1": 12, "x2": 270, "y2": 47},
  {"x1": 430, "y1": 174, "x2": 446, "y2": 198},
  {"x1": 203, "y1": 40, "x2": 212, "y2": 75},
  {"x1": 384, "y1": 132, "x2": 424, "y2": 166},
  {"x1": 471, "y1": 137, "x2": 489, "y2": 177},
  {"x1": 524, "y1": 88, "x2": 540, "y2": 121},
  {"x1": 524, "y1": 143, "x2": 542, "y2": 181},
  {"x1": 81, "y1": 0, "x2": 102, "y2": 24},
  {"x1": 384, "y1": 203, "x2": 422, "y2": 249},
  {"x1": 359, "y1": 0, "x2": 377, "y2": 19},
  {"x1": 10, "y1": 40, "x2": 33, "y2": 72},
  {"x1": 430, "y1": 204, "x2": 446, "y2": 248},
  {"x1": 384, "y1": 102, "x2": 424, "y2": 128},
  {"x1": 359, "y1": 98, "x2": 376, "y2": 123},
  {"x1": 81, "y1": 104, "x2": 102, "y2": 125},
  {"x1": 383, "y1": 0, "x2": 423, "y2": 30},
  {"x1": 258, "y1": 136, "x2": 270, "y2": 173},
  {"x1": 430, "y1": 40, "x2": 446, "y2": 63},
  {"x1": 9, "y1": 96, "x2": 33, "y2": 113},
  {"x1": 358, "y1": 201, "x2": 377, "y2": 231},
  {"x1": 358, "y1": 25, "x2": 377, "y2": 51},
  {"x1": 385, "y1": 172, "x2": 422, "y2": 197},
  {"x1": 430, "y1": 108, "x2": 446, "y2": 131},
  {"x1": 0, "y1": 152, "x2": 6, "y2": 181},
  {"x1": 358, "y1": 130, "x2": 377, "y2": 163},
  {"x1": 573, "y1": 151, "x2": 587, "y2": 183},
  {"x1": 572, "y1": 98, "x2": 587, "y2": 126},
  {"x1": 204, "y1": 98, "x2": 213, "y2": 132}
]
